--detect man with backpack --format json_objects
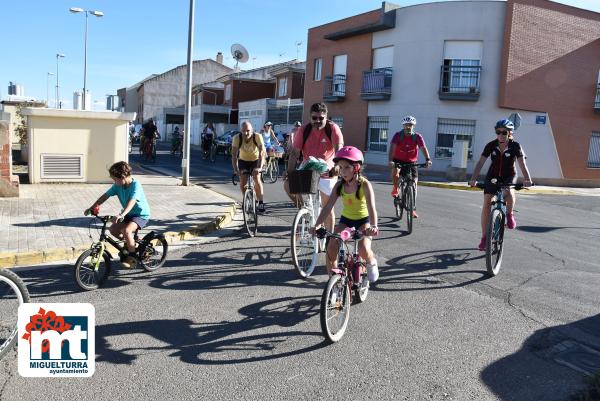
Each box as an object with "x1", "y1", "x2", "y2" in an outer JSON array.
[
  {"x1": 389, "y1": 115, "x2": 432, "y2": 218},
  {"x1": 284, "y1": 102, "x2": 344, "y2": 232},
  {"x1": 232, "y1": 121, "x2": 267, "y2": 213}
]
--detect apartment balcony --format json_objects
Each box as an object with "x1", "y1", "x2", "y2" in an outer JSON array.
[
  {"x1": 438, "y1": 65, "x2": 482, "y2": 101},
  {"x1": 361, "y1": 68, "x2": 392, "y2": 101},
  {"x1": 323, "y1": 74, "x2": 346, "y2": 102},
  {"x1": 594, "y1": 83, "x2": 600, "y2": 114}
]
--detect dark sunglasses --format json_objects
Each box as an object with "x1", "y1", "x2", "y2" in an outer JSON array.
[
  {"x1": 496, "y1": 130, "x2": 508, "y2": 136},
  {"x1": 311, "y1": 115, "x2": 325, "y2": 121}
]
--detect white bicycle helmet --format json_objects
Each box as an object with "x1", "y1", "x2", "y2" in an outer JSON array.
[{"x1": 401, "y1": 115, "x2": 417, "y2": 125}]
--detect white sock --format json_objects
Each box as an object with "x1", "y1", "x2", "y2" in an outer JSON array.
[{"x1": 366, "y1": 260, "x2": 379, "y2": 282}]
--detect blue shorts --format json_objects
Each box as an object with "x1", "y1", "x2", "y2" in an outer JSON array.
[
  {"x1": 339, "y1": 215, "x2": 369, "y2": 230},
  {"x1": 124, "y1": 215, "x2": 149, "y2": 229}
]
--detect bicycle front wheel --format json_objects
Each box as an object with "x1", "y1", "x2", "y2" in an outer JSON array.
[
  {"x1": 138, "y1": 236, "x2": 168, "y2": 272},
  {"x1": 320, "y1": 274, "x2": 350, "y2": 343},
  {"x1": 291, "y1": 208, "x2": 318, "y2": 278},
  {"x1": 268, "y1": 159, "x2": 278, "y2": 183},
  {"x1": 242, "y1": 190, "x2": 258, "y2": 237},
  {"x1": 209, "y1": 143, "x2": 217, "y2": 162},
  {"x1": 486, "y1": 209, "x2": 505, "y2": 276},
  {"x1": 405, "y1": 184, "x2": 414, "y2": 234},
  {"x1": 0, "y1": 269, "x2": 30, "y2": 360},
  {"x1": 74, "y1": 248, "x2": 111, "y2": 291}
]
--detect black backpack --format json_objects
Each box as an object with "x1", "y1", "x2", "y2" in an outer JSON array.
[
  {"x1": 235, "y1": 132, "x2": 259, "y2": 149},
  {"x1": 302, "y1": 120, "x2": 333, "y2": 154}
]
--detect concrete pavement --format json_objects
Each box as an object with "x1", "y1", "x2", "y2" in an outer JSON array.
[{"x1": 0, "y1": 165, "x2": 236, "y2": 268}]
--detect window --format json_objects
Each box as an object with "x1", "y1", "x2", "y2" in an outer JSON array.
[
  {"x1": 314, "y1": 58, "x2": 322, "y2": 81},
  {"x1": 225, "y1": 84, "x2": 231, "y2": 102},
  {"x1": 278, "y1": 77, "x2": 288, "y2": 97},
  {"x1": 330, "y1": 117, "x2": 343, "y2": 129},
  {"x1": 442, "y1": 59, "x2": 481, "y2": 93},
  {"x1": 588, "y1": 132, "x2": 600, "y2": 168},
  {"x1": 435, "y1": 118, "x2": 476, "y2": 159},
  {"x1": 367, "y1": 117, "x2": 389, "y2": 152}
]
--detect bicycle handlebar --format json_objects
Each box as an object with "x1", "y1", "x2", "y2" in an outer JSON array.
[
  {"x1": 315, "y1": 226, "x2": 376, "y2": 241},
  {"x1": 474, "y1": 181, "x2": 530, "y2": 190},
  {"x1": 394, "y1": 162, "x2": 428, "y2": 168}
]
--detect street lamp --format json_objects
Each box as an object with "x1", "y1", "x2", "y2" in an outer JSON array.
[
  {"x1": 69, "y1": 7, "x2": 104, "y2": 110},
  {"x1": 55, "y1": 53, "x2": 65, "y2": 109},
  {"x1": 46, "y1": 72, "x2": 55, "y2": 107}
]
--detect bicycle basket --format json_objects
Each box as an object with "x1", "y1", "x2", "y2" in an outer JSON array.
[{"x1": 289, "y1": 169, "x2": 319, "y2": 194}]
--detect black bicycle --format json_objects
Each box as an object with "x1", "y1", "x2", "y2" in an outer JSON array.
[
  {"x1": 232, "y1": 170, "x2": 259, "y2": 237},
  {"x1": 316, "y1": 227, "x2": 371, "y2": 343},
  {"x1": 476, "y1": 179, "x2": 527, "y2": 276},
  {"x1": 74, "y1": 208, "x2": 168, "y2": 291},
  {"x1": 393, "y1": 162, "x2": 427, "y2": 234},
  {"x1": 0, "y1": 269, "x2": 30, "y2": 360}
]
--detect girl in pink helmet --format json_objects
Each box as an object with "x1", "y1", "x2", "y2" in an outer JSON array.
[{"x1": 310, "y1": 146, "x2": 379, "y2": 282}]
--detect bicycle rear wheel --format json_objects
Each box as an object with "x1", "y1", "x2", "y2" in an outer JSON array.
[
  {"x1": 242, "y1": 189, "x2": 258, "y2": 237},
  {"x1": 73, "y1": 248, "x2": 111, "y2": 291},
  {"x1": 0, "y1": 269, "x2": 30, "y2": 360},
  {"x1": 486, "y1": 209, "x2": 505, "y2": 276},
  {"x1": 405, "y1": 184, "x2": 415, "y2": 234},
  {"x1": 320, "y1": 274, "x2": 350, "y2": 343},
  {"x1": 138, "y1": 236, "x2": 168, "y2": 272},
  {"x1": 291, "y1": 208, "x2": 318, "y2": 278},
  {"x1": 267, "y1": 159, "x2": 278, "y2": 183}
]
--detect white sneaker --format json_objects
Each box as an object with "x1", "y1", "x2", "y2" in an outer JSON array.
[{"x1": 366, "y1": 260, "x2": 379, "y2": 282}]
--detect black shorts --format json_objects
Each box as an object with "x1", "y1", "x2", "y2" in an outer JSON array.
[
  {"x1": 238, "y1": 159, "x2": 260, "y2": 173},
  {"x1": 393, "y1": 159, "x2": 418, "y2": 180},
  {"x1": 339, "y1": 215, "x2": 370, "y2": 230},
  {"x1": 124, "y1": 215, "x2": 149, "y2": 229},
  {"x1": 483, "y1": 176, "x2": 516, "y2": 195}
]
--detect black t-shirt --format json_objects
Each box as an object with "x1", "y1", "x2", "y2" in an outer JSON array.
[
  {"x1": 482, "y1": 139, "x2": 524, "y2": 179},
  {"x1": 143, "y1": 124, "x2": 158, "y2": 139}
]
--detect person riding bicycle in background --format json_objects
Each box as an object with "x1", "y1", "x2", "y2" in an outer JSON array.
[
  {"x1": 469, "y1": 119, "x2": 533, "y2": 251},
  {"x1": 232, "y1": 121, "x2": 267, "y2": 213},
  {"x1": 388, "y1": 115, "x2": 432, "y2": 218},
  {"x1": 260, "y1": 121, "x2": 280, "y2": 153},
  {"x1": 201, "y1": 122, "x2": 215, "y2": 155},
  {"x1": 170, "y1": 126, "x2": 182, "y2": 154},
  {"x1": 284, "y1": 102, "x2": 344, "y2": 230},
  {"x1": 310, "y1": 146, "x2": 379, "y2": 282},
  {"x1": 85, "y1": 161, "x2": 151, "y2": 269},
  {"x1": 142, "y1": 119, "x2": 160, "y2": 157}
]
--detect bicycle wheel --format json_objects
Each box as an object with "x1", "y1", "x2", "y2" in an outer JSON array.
[
  {"x1": 320, "y1": 274, "x2": 350, "y2": 343},
  {"x1": 291, "y1": 208, "x2": 318, "y2": 278},
  {"x1": 405, "y1": 184, "x2": 414, "y2": 234},
  {"x1": 486, "y1": 209, "x2": 505, "y2": 276},
  {"x1": 354, "y1": 263, "x2": 369, "y2": 303},
  {"x1": 151, "y1": 143, "x2": 157, "y2": 162},
  {"x1": 268, "y1": 159, "x2": 278, "y2": 183},
  {"x1": 73, "y1": 248, "x2": 111, "y2": 291},
  {"x1": 394, "y1": 195, "x2": 402, "y2": 219},
  {"x1": 242, "y1": 190, "x2": 258, "y2": 237},
  {"x1": 209, "y1": 143, "x2": 217, "y2": 162},
  {"x1": 138, "y1": 236, "x2": 168, "y2": 272},
  {"x1": 0, "y1": 269, "x2": 30, "y2": 360}
]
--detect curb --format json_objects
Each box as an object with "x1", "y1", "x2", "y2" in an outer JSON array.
[{"x1": 418, "y1": 181, "x2": 578, "y2": 195}]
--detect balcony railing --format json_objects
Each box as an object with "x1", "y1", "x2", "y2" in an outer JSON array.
[
  {"x1": 439, "y1": 65, "x2": 482, "y2": 101},
  {"x1": 595, "y1": 83, "x2": 600, "y2": 114},
  {"x1": 323, "y1": 74, "x2": 346, "y2": 102},
  {"x1": 361, "y1": 68, "x2": 392, "y2": 100}
]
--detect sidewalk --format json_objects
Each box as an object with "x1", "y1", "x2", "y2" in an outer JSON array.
[{"x1": 0, "y1": 166, "x2": 236, "y2": 268}]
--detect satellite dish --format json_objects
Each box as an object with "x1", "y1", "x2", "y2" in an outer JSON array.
[{"x1": 231, "y1": 44, "x2": 249, "y2": 69}]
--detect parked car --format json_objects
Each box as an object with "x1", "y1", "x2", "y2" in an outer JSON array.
[{"x1": 215, "y1": 130, "x2": 241, "y2": 157}]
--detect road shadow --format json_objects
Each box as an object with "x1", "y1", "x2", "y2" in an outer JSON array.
[
  {"x1": 13, "y1": 217, "x2": 91, "y2": 229},
  {"x1": 517, "y1": 225, "x2": 600, "y2": 233},
  {"x1": 96, "y1": 296, "x2": 327, "y2": 366},
  {"x1": 481, "y1": 313, "x2": 600, "y2": 400},
  {"x1": 374, "y1": 248, "x2": 488, "y2": 291}
]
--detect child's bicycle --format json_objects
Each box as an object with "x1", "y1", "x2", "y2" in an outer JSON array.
[
  {"x1": 74, "y1": 206, "x2": 168, "y2": 291},
  {"x1": 316, "y1": 227, "x2": 372, "y2": 343},
  {"x1": 0, "y1": 269, "x2": 30, "y2": 360}
]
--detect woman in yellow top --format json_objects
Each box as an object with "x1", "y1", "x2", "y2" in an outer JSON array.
[
  {"x1": 311, "y1": 146, "x2": 379, "y2": 281},
  {"x1": 231, "y1": 121, "x2": 267, "y2": 213}
]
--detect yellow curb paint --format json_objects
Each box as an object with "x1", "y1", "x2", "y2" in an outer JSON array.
[
  {"x1": 15, "y1": 251, "x2": 45, "y2": 266},
  {"x1": 43, "y1": 248, "x2": 74, "y2": 263},
  {"x1": 0, "y1": 253, "x2": 17, "y2": 268}
]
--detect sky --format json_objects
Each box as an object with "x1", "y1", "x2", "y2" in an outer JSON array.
[{"x1": 1, "y1": 0, "x2": 598, "y2": 110}]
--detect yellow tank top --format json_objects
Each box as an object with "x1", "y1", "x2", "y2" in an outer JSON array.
[
  {"x1": 340, "y1": 178, "x2": 369, "y2": 220},
  {"x1": 233, "y1": 133, "x2": 264, "y2": 162}
]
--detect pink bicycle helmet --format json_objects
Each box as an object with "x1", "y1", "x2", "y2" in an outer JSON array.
[{"x1": 333, "y1": 146, "x2": 364, "y2": 164}]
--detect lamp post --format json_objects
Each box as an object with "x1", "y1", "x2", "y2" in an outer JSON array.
[
  {"x1": 69, "y1": 7, "x2": 103, "y2": 110},
  {"x1": 55, "y1": 53, "x2": 65, "y2": 109},
  {"x1": 46, "y1": 72, "x2": 55, "y2": 107}
]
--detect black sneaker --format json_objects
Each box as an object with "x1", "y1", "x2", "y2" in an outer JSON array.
[{"x1": 257, "y1": 202, "x2": 266, "y2": 214}]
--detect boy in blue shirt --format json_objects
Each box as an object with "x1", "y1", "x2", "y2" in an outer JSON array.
[{"x1": 85, "y1": 161, "x2": 151, "y2": 269}]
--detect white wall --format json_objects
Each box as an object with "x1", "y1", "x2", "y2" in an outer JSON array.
[{"x1": 365, "y1": 1, "x2": 561, "y2": 179}]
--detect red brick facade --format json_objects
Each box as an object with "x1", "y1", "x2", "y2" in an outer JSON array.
[
  {"x1": 305, "y1": 9, "x2": 381, "y2": 150},
  {"x1": 499, "y1": 0, "x2": 600, "y2": 180}
]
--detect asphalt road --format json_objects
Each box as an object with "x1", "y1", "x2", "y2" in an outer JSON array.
[{"x1": 1, "y1": 145, "x2": 598, "y2": 401}]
